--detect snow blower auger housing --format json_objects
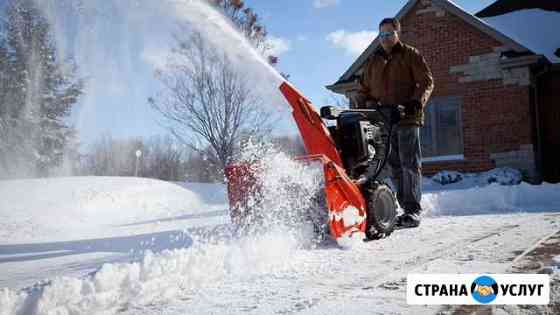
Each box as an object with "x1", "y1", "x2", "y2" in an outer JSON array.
[{"x1": 225, "y1": 82, "x2": 398, "y2": 246}]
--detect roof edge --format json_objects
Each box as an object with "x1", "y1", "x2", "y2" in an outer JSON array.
[
  {"x1": 500, "y1": 54, "x2": 548, "y2": 69},
  {"x1": 325, "y1": 81, "x2": 358, "y2": 94}
]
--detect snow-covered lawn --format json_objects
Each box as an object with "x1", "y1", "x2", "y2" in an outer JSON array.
[{"x1": 1, "y1": 172, "x2": 559, "y2": 314}]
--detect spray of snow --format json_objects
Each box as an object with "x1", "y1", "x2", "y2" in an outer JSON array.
[
  {"x1": 235, "y1": 141, "x2": 327, "y2": 245},
  {"x1": 170, "y1": 0, "x2": 285, "y2": 86},
  {"x1": 332, "y1": 205, "x2": 366, "y2": 249},
  {"x1": 35, "y1": 0, "x2": 291, "y2": 143},
  {"x1": 235, "y1": 141, "x2": 368, "y2": 250}
]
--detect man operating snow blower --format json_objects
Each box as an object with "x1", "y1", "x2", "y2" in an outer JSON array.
[
  {"x1": 351, "y1": 17, "x2": 434, "y2": 228},
  {"x1": 226, "y1": 18, "x2": 434, "y2": 245}
]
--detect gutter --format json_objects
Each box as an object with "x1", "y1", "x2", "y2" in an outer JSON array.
[
  {"x1": 325, "y1": 81, "x2": 357, "y2": 94},
  {"x1": 500, "y1": 55, "x2": 546, "y2": 69}
]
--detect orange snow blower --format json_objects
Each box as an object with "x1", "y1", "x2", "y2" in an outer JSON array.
[{"x1": 225, "y1": 82, "x2": 399, "y2": 245}]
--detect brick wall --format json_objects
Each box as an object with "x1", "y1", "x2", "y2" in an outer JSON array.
[{"x1": 398, "y1": 0, "x2": 536, "y2": 177}]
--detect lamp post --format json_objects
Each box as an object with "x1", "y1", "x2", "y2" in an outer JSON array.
[{"x1": 135, "y1": 149, "x2": 142, "y2": 177}]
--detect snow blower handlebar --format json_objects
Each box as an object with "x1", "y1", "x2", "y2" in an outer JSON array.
[
  {"x1": 320, "y1": 104, "x2": 405, "y2": 187},
  {"x1": 320, "y1": 105, "x2": 405, "y2": 123}
]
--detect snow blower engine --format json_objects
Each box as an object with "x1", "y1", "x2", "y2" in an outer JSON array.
[{"x1": 225, "y1": 82, "x2": 400, "y2": 245}]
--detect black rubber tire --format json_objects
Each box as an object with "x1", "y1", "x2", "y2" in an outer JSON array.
[
  {"x1": 365, "y1": 183, "x2": 397, "y2": 240},
  {"x1": 307, "y1": 188, "x2": 330, "y2": 242}
]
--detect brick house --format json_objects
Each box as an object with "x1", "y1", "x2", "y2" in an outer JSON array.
[{"x1": 326, "y1": 0, "x2": 560, "y2": 183}]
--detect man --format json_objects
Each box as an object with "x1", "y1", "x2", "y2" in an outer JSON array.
[{"x1": 353, "y1": 17, "x2": 434, "y2": 228}]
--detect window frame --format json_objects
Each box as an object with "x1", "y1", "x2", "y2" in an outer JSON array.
[{"x1": 421, "y1": 96, "x2": 465, "y2": 162}]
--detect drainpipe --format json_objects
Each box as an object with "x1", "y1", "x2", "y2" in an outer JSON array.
[{"x1": 531, "y1": 64, "x2": 551, "y2": 183}]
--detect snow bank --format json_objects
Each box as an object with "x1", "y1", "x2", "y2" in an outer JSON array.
[
  {"x1": 0, "y1": 177, "x2": 224, "y2": 243},
  {"x1": 431, "y1": 170, "x2": 464, "y2": 185},
  {"x1": 430, "y1": 167, "x2": 522, "y2": 187},
  {"x1": 423, "y1": 168, "x2": 560, "y2": 216},
  {"x1": 0, "y1": 230, "x2": 301, "y2": 315},
  {"x1": 174, "y1": 182, "x2": 227, "y2": 205},
  {"x1": 424, "y1": 182, "x2": 560, "y2": 216}
]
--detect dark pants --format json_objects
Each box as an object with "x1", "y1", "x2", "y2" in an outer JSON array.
[{"x1": 386, "y1": 125, "x2": 422, "y2": 214}]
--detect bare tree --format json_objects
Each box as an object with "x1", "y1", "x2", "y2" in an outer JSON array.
[
  {"x1": 149, "y1": 32, "x2": 274, "y2": 177},
  {"x1": 143, "y1": 135, "x2": 186, "y2": 181}
]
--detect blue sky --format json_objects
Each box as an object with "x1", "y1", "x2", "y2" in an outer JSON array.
[{"x1": 52, "y1": 0, "x2": 495, "y2": 146}]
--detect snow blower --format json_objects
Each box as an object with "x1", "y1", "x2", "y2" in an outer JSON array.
[{"x1": 225, "y1": 82, "x2": 400, "y2": 245}]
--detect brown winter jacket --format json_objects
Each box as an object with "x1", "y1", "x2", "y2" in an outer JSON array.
[{"x1": 355, "y1": 41, "x2": 434, "y2": 126}]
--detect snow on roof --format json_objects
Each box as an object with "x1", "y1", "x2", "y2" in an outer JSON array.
[
  {"x1": 482, "y1": 8, "x2": 560, "y2": 63},
  {"x1": 476, "y1": 0, "x2": 560, "y2": 18}
]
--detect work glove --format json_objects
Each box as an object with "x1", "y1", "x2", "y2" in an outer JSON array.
[{"x1": 403, "y1": 100, "x2": 422, "y2": 117}]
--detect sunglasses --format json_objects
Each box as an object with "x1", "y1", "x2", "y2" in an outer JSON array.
[{"x1": 379, "y1": 31, "x2": 396, "y2": 39}]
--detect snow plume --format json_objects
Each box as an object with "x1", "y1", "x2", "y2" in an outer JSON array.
[
  {"x1": 236, "y1": 141, "x2": 327, "y2": 246},
  {"x1": 168, "y1": 0, "x2": 290, "y2": 116},
  {"x1": 35, "y1": 0, "x2": 290, "y2": 142}
]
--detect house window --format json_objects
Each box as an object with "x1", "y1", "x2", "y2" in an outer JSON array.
[{"x1": 421, "y1": 96, "x2": 464, "y2": 159}]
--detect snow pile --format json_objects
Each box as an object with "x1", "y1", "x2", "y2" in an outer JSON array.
[
  {"x1": 431, "y1": 170, "x2": 464, "y2": 185},
  {"x1": 0, "y1": 289, "x2": 25, "y2": 315},
  {"x1": 0, "y1": 230, "x2": 301, "y2": 315},
  {"x1": 423, "y1": 182, "x2": 560, "y2": 216},
  {"x1": 0, "y1": 177, "x2": 225, "y2": 243},
  {"x1": 430, "y1": 167, "x2": 522, "y2": 186},
  {"x1": 480, "y1": 167, "x2": 522, "y2": 186},
  {"x1": 553, "y1": 255, "x2": 560, "y2": 268}
]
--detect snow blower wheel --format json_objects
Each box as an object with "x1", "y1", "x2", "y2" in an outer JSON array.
[{"x1": 365, "y1": 183, "x2": 397, "y2": 240}]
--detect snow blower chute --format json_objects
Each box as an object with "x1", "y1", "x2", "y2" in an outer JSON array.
[{"x1": 225, "y1": 82, "x2": 399, "y2": 245}]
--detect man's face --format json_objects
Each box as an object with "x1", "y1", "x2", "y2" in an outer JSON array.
[{"x1": 379, "y1": 23, "x2": 399, "y2": 51}]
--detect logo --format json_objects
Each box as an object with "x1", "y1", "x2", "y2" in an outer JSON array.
[
  {"x1": 407, "y1": 274, "x2": 550, "y2": 305},
  {"x1": 471, "y1": 275, "x2": 498, "y2": 304}
]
